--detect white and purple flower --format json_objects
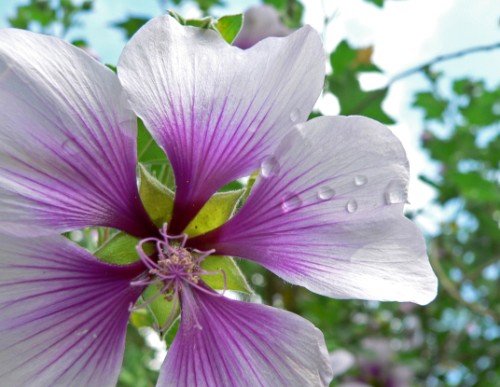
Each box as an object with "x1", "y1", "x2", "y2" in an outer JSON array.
[{"x1": 0, "y1": 15, "x2": 437, "y2": 386}]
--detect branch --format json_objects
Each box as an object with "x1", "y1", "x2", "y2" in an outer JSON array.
[
  {"x1": 429, "y1": 246, "x2": 500, "y2": 322},
  {"x1": 342, "y1": 42, "x2": 500, "y2": 116},
  {"x1": 390, "y1": 42, "x2": 500, "y2": 84}
]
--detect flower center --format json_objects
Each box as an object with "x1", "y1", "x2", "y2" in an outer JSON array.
[{"x1": 130, "y1": 224, "x2": 221, "y2": 332}]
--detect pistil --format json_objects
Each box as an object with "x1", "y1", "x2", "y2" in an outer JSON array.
[{"x1": 130, "y1": 224, "x2": 224, "y2": 332}]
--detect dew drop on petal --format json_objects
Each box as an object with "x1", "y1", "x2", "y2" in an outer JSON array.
[
  {"x1": 260, "y1": 156, "x2": 280, "y2": 178},
  {"x1": 281, "y1": 194, "x2": 302, "y2": 213},
  {"x1": 317, "y1": 186, "x2": 336, "y2": 201},
  {"x1": 75, "y1": 328, "x2": 89, "y2": 337},
  {"x1": 346, "y1": 199, "x2": 358, "y2": 213},
  {"x1": 384, "y1": 180, "x2": 407, "y2": 204},
  {"x1": 354, "y1": 175, "x2": 367, "y2": 186},
  {"x1": 289, "y1": 108, "x2": 301, "y2": 123}
]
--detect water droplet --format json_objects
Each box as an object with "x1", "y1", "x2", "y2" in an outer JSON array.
[
  {"x1": 354, "y1": 175, "x2": 367, "y2": 186},
  {"x1": 385, "y1": 191, "x2": 406, "y2": 204},
  {"x1": 294, "y1": 122, "x2": 306, "y2": 133},
  {"x1": 346, "y1": 199, "x2": 358, "y2": 213},
  {"x1": 384, "y1": 180, "x2": 406, "y2": 204},
  {"x1": 281, "y1": 194, "x2": 302, "y2": 213},
  {"x1": 317, "y1": 186, "x2": 336, "y2": 201},
  {"x1": 260, "y1": 156, "x2": 280, "y2": 178},
  {"x1": 75, "y1": 328, "x2": 89, "y2": 337},
  {"x1": 289, "y1": 108, "x2": 301, "y2": 123}
]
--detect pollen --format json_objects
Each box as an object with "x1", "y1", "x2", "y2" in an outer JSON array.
[{"x1": 155, "y1": 246, "x2": 201, "y2": 286}]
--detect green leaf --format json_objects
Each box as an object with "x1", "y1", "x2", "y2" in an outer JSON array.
[
  {"x1": 330, "y1": 41, "x2": 357, "y2": 75},
  {"x1": 263, "y1": 0, "x2": 286, "y2": 9},
  {"x1": 138, "y1": 164, "x2": 174, "y2": 227},
  {"x1": 94, "y1": 232, "x2": 154, "y2": 265},
  {"x1": 201, "y1": 255, "x2": 253, "y2": 293},
  {"x1": 118, "y1": 326, "x2": 159, "y2": 386},
  {"x1": 184, "y1": 189, "x2": 244, "y2": 237},
  {"x1": 364, "y1": 0, "x2": 384, "y2": 7},
  {"x1": 114, "y1": 16, "x2": 149, "y2": 39},
  {"x1": 447, "y1": 171, "x2": 500, "y2": 204},
  {"x1": 413, "y1": 91, "x2": 448, "y2": 120},
  {"x1": 215, "y1": 14, "x2": 243, "y2": 44}
]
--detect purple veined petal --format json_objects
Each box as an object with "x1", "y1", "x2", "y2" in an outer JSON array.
[
  {"x1": 0, "y1": 29, "x2": 157, "y2": 237},
  {"x1": 158, "y1": 284, "x2": 333, "y2": 387},
  {"x1": 0, "y1": 233, "x2": 145, "y2": 386},
  {"x1": 190, "y1": 116, "x2": 438, "y2": 305},
  {"x1": 118, "y1": 15, "x2": 325, "y2": 234}
]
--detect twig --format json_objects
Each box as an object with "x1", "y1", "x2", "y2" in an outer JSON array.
[
  {"x1": 429, "y1": 245, "x2": 500, "y2": 322},
  {"x1": 389, "y1": 42, "x2": 500, "y2": 84},
  {"x1": 345, "y1": 42, "x2": 500, "y2": 115}
]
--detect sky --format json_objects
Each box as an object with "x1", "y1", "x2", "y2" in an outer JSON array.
[{"x1": 0, "y1": 0, "x2": 498, "y2": 233}]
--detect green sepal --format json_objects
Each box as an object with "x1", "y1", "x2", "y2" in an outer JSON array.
[
  {"x1": 168, "y1": 10, "x2": 243, "y2": 45},
  {"x1": 94, "y1": 232, "x2": 151, "y2": 265},
  {"x1": 201, "y1": 255, "x2": 253, "y2": 294},
  {"x1": 138, "y1": 164, "x2": 174, "y2": 227},
  {"x1": 142, "y1": 284, "x2": 180, "y2": 331},
  {"x1": 184, "y1": 189, "x2": 244, "y2": 237},
  {"x1": 168, "y1": 10, "x2": 213, "y2": 29},
  {"x1": 214, "y1": 14, "x2": 243, "y2": 44},
  {"x1": 129, "y1": 309, "x2": 153, "y2": 328},
  {"x1": 241, "y1": 170, "x2": 259, "y2": 204}
]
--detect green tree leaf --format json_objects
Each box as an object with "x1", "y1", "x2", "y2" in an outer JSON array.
[
  {"x1": 114, "y1": 16, "x2": 149, "y2": 39},
  {"x1": 214, "y1": 14, "x2": 243, "y2": 44},
  {"x1": 364, "y1": 0, "x2": 384, "y2": 7},
  {"x1": 413, "y1": 91, "x2": 448, "y2": 120}
]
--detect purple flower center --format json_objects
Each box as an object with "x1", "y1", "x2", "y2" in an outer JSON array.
[{"x1": 130, "y1": 224, "x2": 223, "y2": 331}]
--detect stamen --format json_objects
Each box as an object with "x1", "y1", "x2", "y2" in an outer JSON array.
[{"x1": 130, "y1": 223, "x2": 223, "y2": 330}]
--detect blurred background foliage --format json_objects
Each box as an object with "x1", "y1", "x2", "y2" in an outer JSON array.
[{"x1": 3, "y1": 0, "x2": 499, "y2": 385}]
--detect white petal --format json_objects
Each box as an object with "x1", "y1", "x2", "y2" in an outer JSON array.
[
  {"x1": 191, "y1": 116, "x2": 437, "y2": 305},
  {"x1": 158, "y1": 285, "x2": 332, "y2": 386},
  {"x1": 0, "y1": 234, "x2": 144, "y2": 386},
  {"x1": 0, "y1": 29, "x2": 155, "y2": 237},
  {"x1": 118, "y1": 15, "x2": 325, "y2": 233}
]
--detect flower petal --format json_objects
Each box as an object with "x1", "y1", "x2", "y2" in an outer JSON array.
[
  {"x1": 0, "y1": 29, "x2": 155, "y2": 237},
  {"x1": 191, "y1": 116, "x2": 438, "y2": 305},
  {"x1": 118, "y1": 16, "x2": 325, "y2": 233},
  {"x1": 158, "y1": 285, "x2": 332, "y2": 387},
  {"x1": 0, "y1": 234, "x2": 144, "y2": 386}
]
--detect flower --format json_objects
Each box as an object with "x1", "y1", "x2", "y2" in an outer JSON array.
[
  {"x1": 338, "y1": 339, "x2": 414, "y2": 387},
  {"x1": 0, "y1": 15, "x2": 437, "y2": 386},
  {"x1": 233, "y1": 5, "x2": 291, "y2": 49}
]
